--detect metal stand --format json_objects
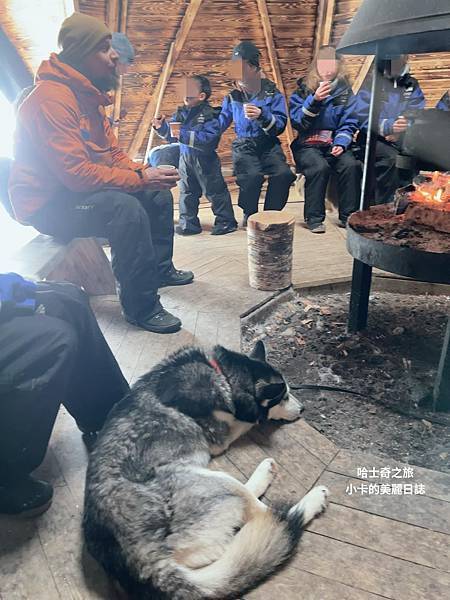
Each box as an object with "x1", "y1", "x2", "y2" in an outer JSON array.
[
  {"x1": 433, "y1": 316, "x2": 450, "y2": 411},
  {"x1": 348, "y1": 53, "x2": 383, "y2": 332},
  {"x1": 348, "y1": 261, "x2": 373, "y2": 332}
]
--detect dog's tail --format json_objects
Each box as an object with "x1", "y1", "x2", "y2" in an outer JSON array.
[{"x1": 156, "y1": 502, "x2": 308, "y2": 600}]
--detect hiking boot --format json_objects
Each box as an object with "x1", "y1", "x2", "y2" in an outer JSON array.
[
  {"x1": 159, "y1": 267, "x2": 194, "y2": 287},
  {"x1": 211, "y1": 222, "x2": 238, "y2": 235},
  {"x1": 307, "y1": 222, "x2": 326, "y2": 233},
  {"x1": 126, "y1": 308, "x2": 182, "y2": 334},
  {"x1": 0, "y1": 475, "x2": 53, "y2": 517},
  {"x1": 175, "y1": 225, "x2": 202, "y2": 236}
]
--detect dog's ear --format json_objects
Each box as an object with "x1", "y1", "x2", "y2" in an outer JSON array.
[{"x1": 249, "y1": 340, "x2": 266, "y2": 362}]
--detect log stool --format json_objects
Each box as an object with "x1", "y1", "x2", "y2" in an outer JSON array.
[{"x1": 247, "y1": 211, "x2": 296, "y2": 291}]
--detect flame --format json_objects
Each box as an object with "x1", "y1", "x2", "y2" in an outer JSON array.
[{"x1": 411, "y1": 171, "x2": 450, "y2": 204}]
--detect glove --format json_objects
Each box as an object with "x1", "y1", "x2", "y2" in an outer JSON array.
[{"x1": 0, "y1": 273, "x2": 37, "y2": 320}]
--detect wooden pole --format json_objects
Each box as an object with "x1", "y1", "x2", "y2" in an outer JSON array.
[
  {"x1": 128, "y1": 0, "x2": 204, "y2": 159},
  {"x1": 111, "y1": 0, "x2": 129, "y2": 138},
  {"x1": 353, "y1": 55, "x2": 374, "y2": 93},
  {"x1": 143, "y1": 42, "x2": 176, "y2": 162},
  {"x1": 314, "y1": 0, "x2": 336, "y2": 54},
  {"x1": 107, "y1": 0, "x2": 120, "y2": 31},
  {"x1": 314, "y1": 0, "x2": 327, "y2": 56},
  {"x1": 321, "y1": 0, "x2": 336, "y2": 46},
  {"x1": 256, "y1": 0, "x2": 294, "y2": 163}
]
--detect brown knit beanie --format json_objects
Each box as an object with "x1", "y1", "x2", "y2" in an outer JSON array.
[{"x1": 58, "y1": 12, "x2": 111, "y2": 65}]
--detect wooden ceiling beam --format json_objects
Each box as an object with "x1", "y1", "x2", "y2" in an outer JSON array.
[
  {"x1": 353, "y1": 55, "x2": 374, "y2": 93},
  {"x1": 144, "y1": 42, "x2": 175, "y2": 161},
  {"x1": 111, "y1": 0, "x2": 129, "y2": 138},
  {"x1": 314, "y1": 0, "x2": 336, "y2": 54},
  {"x1": 256, "y1": 0, "x2": 294, "y2": 163},
  {"x1": 128, "y1": 0, "x2": 204, "y2": 159},
  {"x1": 107, "y1": 0, "x2": 120, "y2": 31}
]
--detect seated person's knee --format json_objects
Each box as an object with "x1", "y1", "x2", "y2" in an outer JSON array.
[
  {"x1": 271, "y1": 167, "x2": 296, "y2": 184},
  {"x1": 237, "y1": 172, "x2": 264, "y2": 188},
  {"x1": 111, "y1": 192, "x2": 147, "y2": 222}
]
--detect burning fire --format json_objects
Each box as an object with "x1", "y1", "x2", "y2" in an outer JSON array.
[{"x1": 412, "y1": 171, "x2": 450, "y2": 204}]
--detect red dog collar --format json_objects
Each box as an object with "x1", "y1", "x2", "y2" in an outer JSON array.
[{"x1": 209, "y1": 358, "x2": 222, "y2": 375}]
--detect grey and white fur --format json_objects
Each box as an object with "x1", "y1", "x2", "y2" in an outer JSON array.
[{"x1": 83, "y1": 341, "x2": 329, "y2": 599}]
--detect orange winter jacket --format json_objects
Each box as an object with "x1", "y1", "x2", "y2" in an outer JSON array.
[{"x1": 9, "y1": 54, "x2": 146, "y2": 223}]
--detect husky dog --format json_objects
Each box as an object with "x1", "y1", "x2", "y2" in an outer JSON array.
[{"x1": 83, "y1": 342, "x2": 329, "y2": 599}]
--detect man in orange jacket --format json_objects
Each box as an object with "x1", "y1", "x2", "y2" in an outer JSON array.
[{"x1": 9, "y1": 13, "x2": 193, "y2": 334}]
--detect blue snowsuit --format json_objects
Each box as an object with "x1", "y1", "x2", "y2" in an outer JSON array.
[
  {"x1": 289, "y1": 77, "x2": 362, "y2": 225},
  {"x1": 156, "y1": 102, "x2": 236, "y2": 233},
  {"x1": 436, "y1": 91, "x2": 450, "y2": 111},
  {"x1": 356, "y1": 71, "x2": 426, "y2": 204},
  {"x1": 219, "y1": 79, "x2": 295, "y2": 217}
]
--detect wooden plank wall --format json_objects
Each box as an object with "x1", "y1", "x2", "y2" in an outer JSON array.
[
  {"x1": 121, "y1": 0, "x2": 320, "y2": 163},
  {"x1": 331, "y1": 0, "x2": 450, "y2": 106}
]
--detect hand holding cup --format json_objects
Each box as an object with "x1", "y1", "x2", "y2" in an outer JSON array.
[
  {"x1": 152, "y1": 114, "x2": 166, "y2": 129},
  {"x1": 314, "y1": 81, "x2": 332, "y2": 101},
  {"x1": 142, "y1": 165, "x2": 180, "y2": 191},
  {"x1": 169, "y1": 122, "x2": 182, "y2": 139},
  {"x1": 243, "y1": 103, "x2": 262, "y2": 120},
  {"x1": 392, "y1": 116, "x2": 408, "y2": 134}
]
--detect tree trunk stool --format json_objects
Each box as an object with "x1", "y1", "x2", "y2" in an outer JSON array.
[{"x1": 247, "y1": 211, "x2": 296, "y2": 291}]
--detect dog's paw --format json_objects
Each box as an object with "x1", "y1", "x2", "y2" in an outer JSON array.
[
  {"x1": 290, "y1": 485, "x2": 330, "y2": 524},
  {"x1": 260, "y1": 457, "x2": 277, "y2": 476},
  {"x1": 247, "y1": 458, "x2": 277, "y2": 497},
  {"x1": 307, "y1": 485, "x2": 329, "y2": 515}
]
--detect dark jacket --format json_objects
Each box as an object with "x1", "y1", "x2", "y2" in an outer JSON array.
[
  {"x1": 357, "y1": 72, "x2": 426, "y2": 136},
  {"x1": 436, "y1": 91, "x2": 450, "y2": 111},
  {"x1": 289, "y1": 77, "x2": 360, "y2": 149},
  {"x1": 219, "y1": 79, "x2": 288, "y2": 140},
  {"x1": 156, "y1": 102, "x2": 222, "y2": 155}
]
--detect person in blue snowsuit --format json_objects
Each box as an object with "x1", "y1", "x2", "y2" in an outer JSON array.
[
  {"x1": 152, "y1": 75, "x2": 237, "y2": 236},
  {"x1": 219, "y1": 41, "x2": 295, "y2": 226},
  {"x1": 356, "y1": 55, "x2": 426, "y2": 204},
  {"x1": 290, "y1": 46, "x2": 362, "y2": 232},
  {"x1": 147, "y1": 143, "x2": 180, "y2": 169}
]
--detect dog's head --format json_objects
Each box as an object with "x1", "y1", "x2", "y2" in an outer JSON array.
[{"x1": 215, "y1": 341, "x2": 304, "y2": 424}]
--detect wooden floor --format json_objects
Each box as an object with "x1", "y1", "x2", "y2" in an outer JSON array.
[{"x1": 1, "y1": 198, "x2": 449, "y2": 600}]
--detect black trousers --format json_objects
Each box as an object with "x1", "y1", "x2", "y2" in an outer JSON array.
[
  {"x1": 293, "y1": 145, "x2": 362, "y2": 224},
  {"x1": 373, "y1": 140, "x2": 416, "y2": 205},
  {"x1": 0, "y1": 282, "x2": 129, "y2": 481},
  {"x1": 29, "y1": 189, "x2": 174, "y2": 321},
  {"x1": 232, "y1": 137, "x2": 295, "y2": 217},
  {"x1": 178, "y1": 152, "x2": 237, "y2": 231}
]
